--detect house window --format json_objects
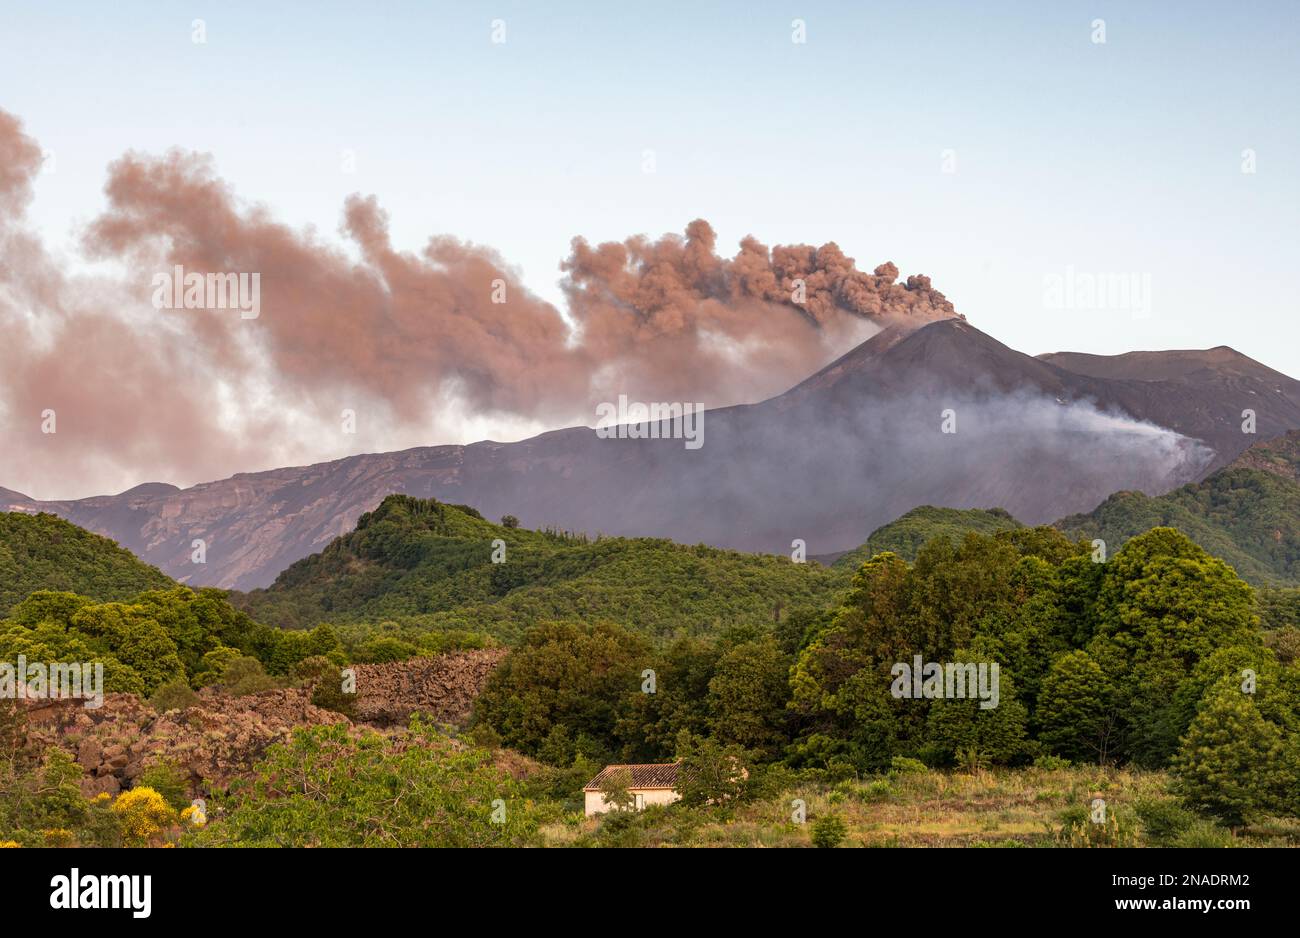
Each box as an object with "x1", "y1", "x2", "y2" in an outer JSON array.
[{"x1": 634, "y1": 793, "x2": 645, "y2": 810}]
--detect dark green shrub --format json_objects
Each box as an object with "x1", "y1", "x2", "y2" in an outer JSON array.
[
  {"x1": 1054, "y1": 803, "x2": 1137, "y2": 847},
  {"x1": 1134, "y1": 797, "x2": 1197, "y2": 846},
  {"x1": 355, "y1": 636, "x2": 417, "y2": 663},
  {"x1": 149, "y1": 678, "x2": 199, "y2": 713},
  {"x1": 220, "y1": 656, "x2": 279, "y2": 696},
  {"x1": 811, "y1": 814, "x2": 846, "y2": 848},
  {"x1": 134, "y1": 761, "x2": 191, "y2": 810},
  {"x1": 1170, "y1": 820, "x2": 1237, "y2": 848},
  {"x1": 889, "y1": 756, "x2": 928, "y2": 776}
]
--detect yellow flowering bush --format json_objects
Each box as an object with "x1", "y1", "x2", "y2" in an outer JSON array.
[
  {"x1": 42, "y1": 829, "x2": 74, "y2": 847},
  {"x1": 0, "y1": 841, "x2": 19, "y2": 849},
  {"x1": 180, "y1": 804, "x2": 207, "y2": 829},
  {"x1": 112, "y1": 787, "x2": 178, "y2": 843}
]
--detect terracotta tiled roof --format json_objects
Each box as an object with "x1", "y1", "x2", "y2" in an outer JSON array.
[{"x1": 583, "y1": 763, "x2": 684, "y2": 791}]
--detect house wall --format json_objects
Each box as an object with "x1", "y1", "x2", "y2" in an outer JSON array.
[{"x1": 584, "y1": 788, "x2": 682, "y2": 816}]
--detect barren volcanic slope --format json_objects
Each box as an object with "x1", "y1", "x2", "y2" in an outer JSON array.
[{"x1": 8, "y1": 320, "x2": 1300, "y2": 590}]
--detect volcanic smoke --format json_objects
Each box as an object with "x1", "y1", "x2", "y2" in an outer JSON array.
[{"x1": 0, "y1": 109, "x2": 957, "y2": 499}]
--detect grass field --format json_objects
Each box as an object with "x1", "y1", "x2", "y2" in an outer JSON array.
[{"x1": 541, "y1": 765, "x2": 1300, "y2": 848}]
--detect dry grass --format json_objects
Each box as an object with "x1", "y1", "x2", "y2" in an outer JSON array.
[{"x1": 543, "y1": 765, "x2": 1198, "y2": 848}]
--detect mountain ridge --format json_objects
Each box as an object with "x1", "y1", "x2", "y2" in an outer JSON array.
[{"x1": 8, "y1": 320, "x2": 1300, "y2": 589}]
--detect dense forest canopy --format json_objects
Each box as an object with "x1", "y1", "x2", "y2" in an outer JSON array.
[
  {"x1": 0, "y1": 512, "x2": 174, "y2": 616},
  {"x1": 471, "y1": 525, "x2": 1300, "y2": 825},
  {"x1": 1058, "y1": 468, "x2": 1300, "y2": 586},
  {"x1": 234, "y1": 495, "x2": 845, "y2": 644},
  {"x1": 831, "y1": 505, "x2": 1022, "y2": 569}
]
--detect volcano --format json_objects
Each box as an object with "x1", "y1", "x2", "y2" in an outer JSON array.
[{"x1": 9, "y1": 319, "x2": 1300, "y2": 590}]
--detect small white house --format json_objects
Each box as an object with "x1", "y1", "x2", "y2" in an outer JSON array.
[{"x1": 583, "y1": 763, "x2": 684, "y2": 817}]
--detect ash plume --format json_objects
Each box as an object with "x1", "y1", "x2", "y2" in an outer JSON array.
[
  {"x1": 562, "y1": 219, "x2": 957, "y2": 404},
  {"x1": 0, "y1": 109, "x2": 957, "y2": 499}
]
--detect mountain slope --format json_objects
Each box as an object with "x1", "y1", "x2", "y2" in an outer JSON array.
[
  {"x1": 1056, "y1": 432, "x2": 1300, "y2": 586},
  {"x1": 823, "y1": 431, "x2": 1300, "y2": 588},
  {"x1": 0, "y1": 512, "x2": 175, "y2": 615},
  {"x1": 1228, "y1": 428, "x2": 1300, "y2": 483},
  {"x1": 233, "y1": 494, "x2": 844, "y2": 643},
  {"x1": 11, "y1": 320, "x2": 1300, "y2": 589},
  {"x1": 1036, "y1": 344, "x2": 1300, "y2": 470}
]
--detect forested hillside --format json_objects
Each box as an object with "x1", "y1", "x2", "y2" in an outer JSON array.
[
  {"x1": 470, "y1": 524, "x2": 1300, "y2": 830},
  {"x1": 831, "y1": 506, "x2": 1022, "y2": 570},
  {"x1": 0, "y1": 512, "x2": 174, "y2": 616},
  {"x1": 0, "y1": 586, "x2": 342, "y2": 697},
  {"x1": 1054, "y1": 431, "x2": 1300, "y2": 587},
  {"x1": 234, "y1": 494, "x2": 845, "y2": 643},
  {"x1": 2, "y1": 505, "x2": 1299, "y2": 848},
  {"x1": 1056, "y1": 469, "x2": 1300, "y2": 586}
]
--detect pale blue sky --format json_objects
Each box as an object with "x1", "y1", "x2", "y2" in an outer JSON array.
[{"x1": 4, "y1": 0, "x2": 1298, "y2": 371}]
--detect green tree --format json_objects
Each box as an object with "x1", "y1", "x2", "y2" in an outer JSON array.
[
  {"x1": 193, "y1": 645, "x2": 241, "y2": 688},
  {"x1": 708, "y1": 635, "x2": 791, "y2": 758},
  {"x1": 8, "y1": 591, "x2": 95, "y2": 627},
  {"x1": 1172, "y1": 684, "x2": 1288, "y2": 825},
  {"x1": 355, "y1": 636, "x2": 416, "y2": 663},
  {"x1": 789, "y1": 552, "x2": 909, "y2": 718},
  {"x1": 0, "y1": 749, "x2": 108, "y2": 847},
  {"x1": 616, "y1": 635, "x2": 719, "y2": 761},
  {"x1": 219, "y1": 656, "x2": 279, "y2": 695},
  {"x1": 0, "y1": 620, "x2": 143, "y2": 694},
  {"x1": 923, "y1": 658, "x2": 1031, "y2": 767},
  {"x1": 134, "y1": 761, "x2": 191, "y2": 811},
  {"x1": 1037, "y1": 651, "x2": 1117, "y2": 763},
  {"x1": 109, "y1": 617, "x2": 184, "y2": 695},
  {"x1": 597, "y1": 766, "x2": 636, "y2": 813},
  {"x1": 536, "y1": 724, "x2": 574, "y2": 767},
  {"x1": 675, "y1": 730, "x2": 750, "y2": 807},
  {"x1": 472, "y1": 620, "x2": 648, "y2": 759},
  {"x1": 811, "y1": 813, "x2": 846, "y2": 848},
  {"x1": 1090, "y1": 528, "x2": 1259, "y2": 766},
  {"x1": 264, "y1": 624, "x2": 342, "y2": 675},
  {"x1": 294, "y1": 656, "x2": 356, "y2": 718},
  {"x1": 149, "y1": 678, "x2": 200, "y2": 713}
]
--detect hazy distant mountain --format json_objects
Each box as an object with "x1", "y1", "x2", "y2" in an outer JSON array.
[{"x1": 9, "y1": 320, "x2": 1300, "y2": 590}]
